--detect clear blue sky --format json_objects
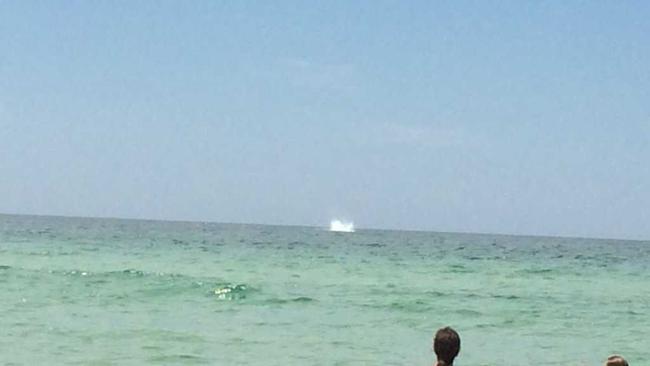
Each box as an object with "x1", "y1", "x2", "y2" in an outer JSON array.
[{"x1": 1, "y1": 1, "x2": 648, "y2": 240}]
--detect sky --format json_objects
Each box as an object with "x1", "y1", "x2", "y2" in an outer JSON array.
[{"x1": 1, "y1": 1, "x2": 648, "y2": 240}]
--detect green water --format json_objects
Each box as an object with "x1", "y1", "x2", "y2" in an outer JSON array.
[{"x1": 1, "y1": 214, "x2": 648, "y2": 365}]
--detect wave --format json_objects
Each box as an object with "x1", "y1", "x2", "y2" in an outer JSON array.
[{"x1": 3, "y1": 266, "x2": 319, "y2": 306}]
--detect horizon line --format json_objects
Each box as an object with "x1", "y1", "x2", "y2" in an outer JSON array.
[{"x1": 0, "y1": 211, "x2": 647, "y2": 243}]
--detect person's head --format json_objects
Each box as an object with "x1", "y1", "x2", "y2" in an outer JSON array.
[
  {"x1": 605, "y1": 355, "x2": 628, "y2": 366},
  {"x1": 433, "y1": 327, "x2": 460, "y2": 366}
]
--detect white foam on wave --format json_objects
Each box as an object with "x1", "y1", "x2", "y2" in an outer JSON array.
[{"x1": 329, "y1": 219, "x2": 355, "y2": 233}]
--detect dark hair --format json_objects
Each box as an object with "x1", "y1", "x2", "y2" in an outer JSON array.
[
  {"x1": 434, "y1": 327, "x2": 460, "y2": 365},
  {"x1": 606, "y1": 355, "x2": 628, "y2": 366}
]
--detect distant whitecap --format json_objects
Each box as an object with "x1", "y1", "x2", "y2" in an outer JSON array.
[{"x1": 329, "y1": 219, "x2": 355, "y2": 233}]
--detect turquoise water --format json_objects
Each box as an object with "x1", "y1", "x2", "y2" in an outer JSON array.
[{"x1": 1, "y1": 214, "x2": 648, "y2": 365}]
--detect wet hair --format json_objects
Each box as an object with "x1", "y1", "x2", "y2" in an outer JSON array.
[
  {"x1": 605, "y1": 355, "x2": 628, "y2": 366},
  {"x1": 433, "y1": 327, "x2": 460, "y2": 366}
]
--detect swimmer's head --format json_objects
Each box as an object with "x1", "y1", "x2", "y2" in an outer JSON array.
[
  {"x1": 605, "y1": 355, "x2": 628, "y2": 366},
  {"x1": 433, "y1": 327, "x2": 460, "y2": 366}
]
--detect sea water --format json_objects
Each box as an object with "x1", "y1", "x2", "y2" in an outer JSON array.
[{"x1": 0, "y1": 214, "x2": 648, "y2": 365}]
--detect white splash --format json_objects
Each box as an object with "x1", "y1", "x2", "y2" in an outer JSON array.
[{"x1": 329, "y1": 219, "x2": 355, "y2": 233}]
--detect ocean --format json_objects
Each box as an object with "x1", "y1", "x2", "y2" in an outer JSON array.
[{"x1": 0, "y1": 214, "x2": 648, "y2": 365}]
